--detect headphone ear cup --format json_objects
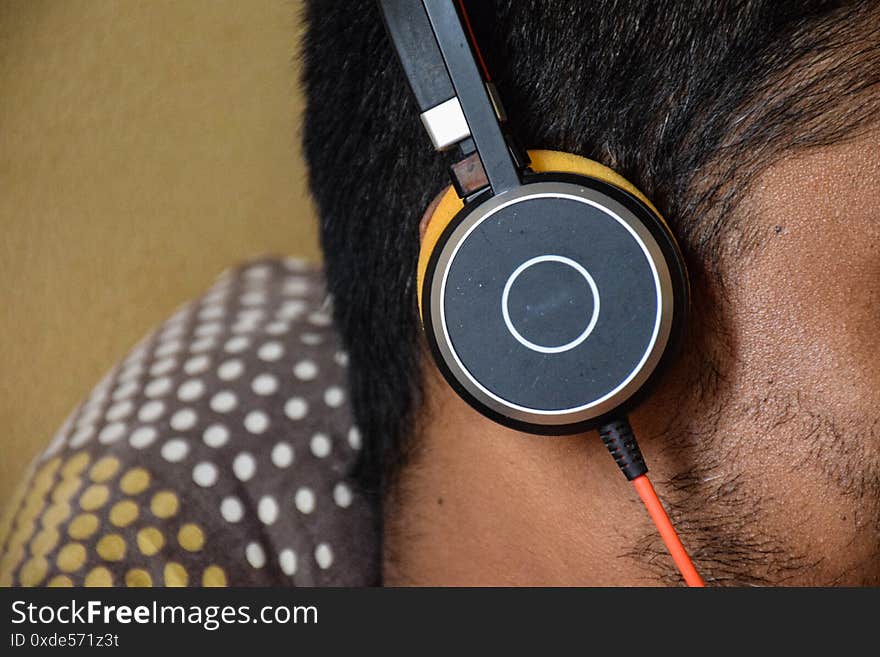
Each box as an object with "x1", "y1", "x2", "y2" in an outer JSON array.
[{"x1": 418, "y1": 150, "x2": 688, "y2": 433}]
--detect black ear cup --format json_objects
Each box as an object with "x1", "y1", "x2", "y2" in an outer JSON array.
[{"x1": 421, "y1": 172, "x2": 688, "y2": 434}]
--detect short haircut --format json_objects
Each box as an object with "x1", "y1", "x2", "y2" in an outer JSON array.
[{"x1": 302, "y1": 1, "x2": 880, "y2": 493}]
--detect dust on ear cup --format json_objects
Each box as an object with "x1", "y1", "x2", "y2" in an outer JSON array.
[{"x1": 419, "y1": 150, "x2": 688, "y2": 434}]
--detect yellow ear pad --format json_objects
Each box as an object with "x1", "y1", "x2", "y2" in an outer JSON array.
[{"x1": 416, "y1": 149, "x2": 665, "y2": 316}]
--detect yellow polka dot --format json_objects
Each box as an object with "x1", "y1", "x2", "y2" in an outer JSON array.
[
  {"x1": 84, "y1": 566, "x2": 113, "y2": 587},
  {"x1": 108, "y1": 500, "x2": 139, "y2": 528},
  {"x1": 61, "y1": 452, "x2": 91, "y2": 479},
  {"x1": 0, "y1": 544, "x2": 25, "y2": 582},
  {"x1": 136, "y1": 527, "x2": 164, "y2": 556},
  {"x1": 33, "y1": 457, "x2": 62, "y2": 490},
  {"x1": 42, "y1": 502, "x2": 72, "y2": 528},
  {"x1": 119, "y1": 467, "x2": 151, "y2": 495},
  {"x1": 125, "y1": 568, "x2": 153, "y2": 587},
  {"x1": 79, "y1": 484, "x2": 110, "y2": 511},
  {"x1": 89, "y1": 456, "x2": 120, "y2": 483},
  {"x1": 7, "y1": 519, "x2": 36, "y2": 550},
  {"x1": 164, "y1": 562, "x2": 188, "y2": 587},
  {"x1": 68, "y1": 513, "x2": 100, "y2": 540},
  {"x1": 31, "y1": 528, "x2": 60, "y2": 557},
  {"x1": 201, "y1": 565, "x2": 227, "y2": 587},
  {"x1": 19, "y1": 557, "x2": 49, "y2": 586},
  {"x1": 56, "y1": 543, "x2": 86, "y2": 573},
  {"x1": 21, "y1": 494, "x2": 46, "y2": 521},
  {"x1": 96, "y1": 534, "x2": 126, "y2": 562},
  {"x1": 150, "y1": 491, "x2": 179, "y2": 519},
  {"x1": 48, "y1": 575, "x2": 73, "y2": 587},
  {"x1": 177, "y1": 523, "x2": 204, "y2": 552},
  {"x1": 51, "y1": 478, "x2": 82, "y2": 504}
]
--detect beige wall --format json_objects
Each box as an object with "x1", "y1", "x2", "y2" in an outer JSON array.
[{"x1": 0, "y1": 0, "x2": 319, "y2": 502}]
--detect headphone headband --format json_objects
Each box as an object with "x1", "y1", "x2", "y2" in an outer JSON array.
[{"x1": 378, "y1": 0, "x2": 520, "y2": 194}]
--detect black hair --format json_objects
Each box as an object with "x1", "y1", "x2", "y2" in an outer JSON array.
[{"x1": 302, "y1": 0, "x2": 880, "y2": 496}]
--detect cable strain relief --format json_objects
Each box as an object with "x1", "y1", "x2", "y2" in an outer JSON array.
[{"x1": 599, "y1": 418, "x2": 648, "y2": 481}]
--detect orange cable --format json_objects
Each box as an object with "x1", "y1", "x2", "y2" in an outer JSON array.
[
  {"x1": 457, "y1": 0, "x2": 492, "y2": 81},
  {"x1": 631, "y1": 474, "x2": 705, "y2": 587}
]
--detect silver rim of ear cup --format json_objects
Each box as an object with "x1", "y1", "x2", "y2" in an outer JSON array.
[{"x1": 427, "y1": 180, "x2": 677, "y2": 427}]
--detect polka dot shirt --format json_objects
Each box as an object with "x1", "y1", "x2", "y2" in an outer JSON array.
[{"x1": 0, "y1": 258, "x2": 380, "y2": 587}]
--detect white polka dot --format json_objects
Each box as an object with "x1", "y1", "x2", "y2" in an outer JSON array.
[
  {"x1": 257, "y1": 341, "x2": 284, "y2": 362},
  {"x1": 293, "y1": 360, "x2": 318, "y2": 381},
  {"x1": 334, "y1": 351, "x2": 349, "y2": 367},
  {"x1": 279, "y1": 549, "x2": 297, "y2": 576},
  {"x1": 220, "y1": 496, "x2": 244, "y2": 523},
  {"x1": 117, "y1": 363, "x2": 143, "y2": 383},
  {"x1": 241, "y1": 290, "x2": 267, "y2": 307},
  {"x1": 105, "y1": 400, "x2": 134, "y2": 422},
  {"x1": 192, "y1": 462, "x2": 218, "y2": 487},
  {"x1": 160, "y1": 324, "x2": 185, "y2": 341},
  {"x1": 98, "y1": 422, "x2": 126, "y2": 444},
  {"x1": 111, "y1": 380, "x2": 139, "y2": 402},
  {"x1": 177, "y1": 378, "x2": 205, "y2": 401},
  {"x1": 251, "y1": 373, "x2": 278, "y2": 396},
  {"x1": 283, "y1": 277, "x2": 310, "y2": 296},
  {"x1": 348, "y1": 426, "x2": 362, "y2": 450},
  {"x1": 210, "y1": 391, "x2": 238, "y2": 413},
  {"x1": 218, "y1": 359, "x2": 244, "y2": 381},
  {"x1": 277, "y1": 300, "x2": 306, "y2": 320},
  {"x1": 284, "y1": 257, "x2": 309, "y2": 272},
  {"x1": 123, "y1": 344, "x2": 149, "y2": 365},
  {"x1": 198, "y1": 305, "x2": 225, "y2": 321},
  {"x1": 301, "y1": 332, "x2": 324, "y2": 346},
  {"x1": 233, "y1": 452, "x2": 256, "y2": 481},
  {"x1": 315, "y1": 543, "x2": 334, "y2": 570},
  {"x1": 161, "y1": 438, "x2": 189, "y2": 463},
  {"x1": 238, "y1": 307, "x2": 265, "y2": 322},
  {"x1": 310, "y1": 433, "x2": 332, "y2": 458},
  {"x1": 170, "y1": 408, "x2": 198, "y2": 431},
  {"x1": 145, "y1": 376, "x2": 173, "y2": 399},
  {"x1": 284, "y1": 397, "x2": 309, "y2": 421},
  {"x1": 264, "y1": 321, "x2": 290, "y2": 336},
  {"x1": 244, "y1": 264, "x2": 272, "y2": 280},
  {"x1": 244, "y1": 410, "x2": 270, "y2": 435},
  {"x1": 257, "y1": 496, "x2": 279, "y2": 525},
  {"x1": 69, "y1": 426, "x2": 94, "y2": 448},
  {"x1": 245, "y1": 542, "x2": 266, "y2": 569},
  {"x1": 76, "y1": 406, "x2": 101, "y2": 429},
  {"x1": 203, "y1": 423, "x2": 229, "y2": 448},
  {"x1": 224, "y1": 336, "x2": 250, "y2": 354},
  {"x1": 149, "y1": 357, "x2": 176, "y2": 377},
  {"x1": 323, "y1": 386, "x2": 345, "y2": 408},
  {"x1": 308, "y1": 311, "x2": 332, "y2": 327},
  {"x1": 189, "y1": 336, "x2": 216, "y2": 354},
  {"x1": 154, "y1": 340, "x2": 182, "y2": 358},
  {"x1": 138, "y1": 400, "x2": 165, "y2": 422},
  {"x1": 183, "y1": 354, "x2": 211, "y2": 374},
  {"x1": 129, "y1": 425, "x2": 158, "y2": 449},
  {"x1": 194, "y1": 322, "x2": 223, "y2": 338},
  {"x1": 271, "y1": 442, "x2": 294, "y2": 468},
  {"x1": 294, "y1": 487, "x2": 315, "y2": 514},
  {"x1": 333, "y1": 482, "x2": 353, "y2": 508},
  {"x1": 231, "y1": 320, "x2": 260, "y2": 335}
]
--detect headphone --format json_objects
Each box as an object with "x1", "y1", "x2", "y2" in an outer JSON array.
[{"x1": 378, "y1": 0, "x2": 702, "y2": 586}]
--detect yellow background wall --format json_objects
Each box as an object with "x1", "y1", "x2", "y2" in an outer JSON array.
[{"x1": 0, "y1": 0, "x2": 319, "y2": 503}]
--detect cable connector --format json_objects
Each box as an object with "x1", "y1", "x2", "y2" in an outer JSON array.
[{"x1": 599, "y1": 418, "x2": 647, "y2": 481}]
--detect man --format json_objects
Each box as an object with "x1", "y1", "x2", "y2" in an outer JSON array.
[
  {"x1": 304, "y1": 0, "x2": 880, "y2": 586},
  {"x1": 2, "y1": 0, "x2": 878, "y2": 586}
]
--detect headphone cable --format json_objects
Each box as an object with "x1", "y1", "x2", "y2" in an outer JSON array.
[{"x1": 599, "y1": 418, "x2": 705, "y2": 587}]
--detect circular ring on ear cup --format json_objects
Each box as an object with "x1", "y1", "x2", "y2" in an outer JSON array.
[{"x1": 419, "y1": 150, "x2": 688, "y2": 434}]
